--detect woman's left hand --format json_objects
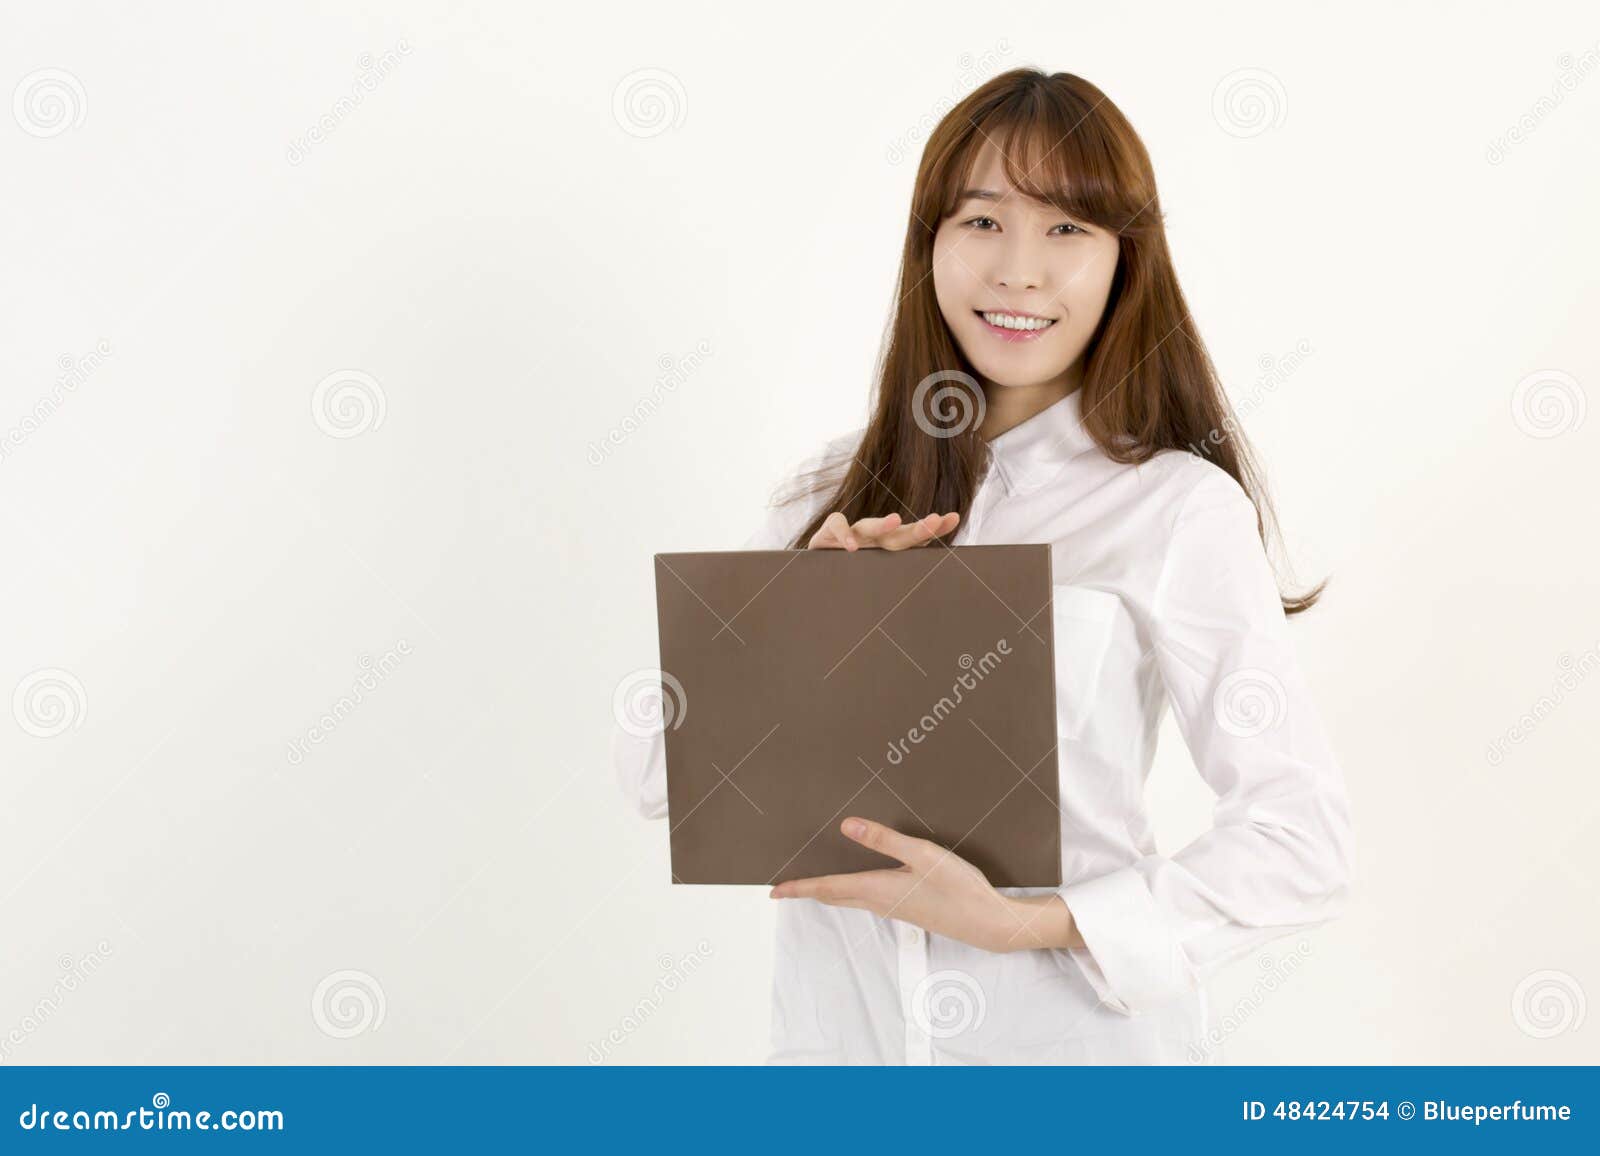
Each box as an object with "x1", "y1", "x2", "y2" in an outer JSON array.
[{"x1": 768, "y1": 816, "x2": 1062, "y2": 954}]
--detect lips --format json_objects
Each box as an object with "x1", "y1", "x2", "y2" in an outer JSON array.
[
  {"x1": 974, "y1": 309, "x2": 1057, "y2": 341},
  {"x1": 975, "y1": 309, "x2": 1055, "y2": 323}
]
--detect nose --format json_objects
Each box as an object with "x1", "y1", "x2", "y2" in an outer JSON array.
[{"x1": 994, "y1": 234, "x2": 1044, "y2": 293}]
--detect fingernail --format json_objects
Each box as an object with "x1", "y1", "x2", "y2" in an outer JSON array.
[{"x1": 844, "y1": 818, "x2": 866, "y2": 838}]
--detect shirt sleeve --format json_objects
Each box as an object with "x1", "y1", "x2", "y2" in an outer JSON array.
[
  {"x1": 610, "y1": 438, "x2": 853, "y2": 820},
  {"x1": 1055, "y1": 465, "x2": 1355, "y2": 1015}
]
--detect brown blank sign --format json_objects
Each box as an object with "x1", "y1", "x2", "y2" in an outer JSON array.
[{"x1": 653, "y1": 544, "x2": 1061, "y2": 886}]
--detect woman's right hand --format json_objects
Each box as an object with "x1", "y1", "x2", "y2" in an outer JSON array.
[{"x1": 807, "y1": 510, "x2": 960, "y2": 551}]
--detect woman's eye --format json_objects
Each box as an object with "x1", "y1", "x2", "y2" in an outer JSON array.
[{"x1": 963, "y1": 216, "x2": 1085, "y2": 235}]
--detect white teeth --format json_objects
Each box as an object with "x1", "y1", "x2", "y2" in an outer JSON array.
[{"x1": 981, "y1": 311, "x2": 1054, "y2": 331}]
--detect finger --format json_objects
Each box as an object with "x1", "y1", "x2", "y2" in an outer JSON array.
[
  {"x1": 879, "y1": 511, "x2": 961, "y2": 550},
  {"x1": 778, "y1": 892, "x2": 873, "y2": 911},
  {"x1": 838, "y1": 816, "x2": 936, "y2": 869},
  {"x1": 770, "y1": 869, "x2": 904, "y2": 908},
  {"x1": 846, "y1": 512, "x2": 902, "y2": 546},
  {"x1": 807, "y1": 511, "x2": 857, "y2": 550},
  {"x1": 769, "y1": 873, "x2": 864, "y2": 903},
  {"x1": 877, "y1": 512, "x2": 951, "y2": 550}
]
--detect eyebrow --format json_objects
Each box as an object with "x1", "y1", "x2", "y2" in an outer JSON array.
[
  {"x1": 953, "y1": 186, "x2": 1087, "y2": 225},
  {"x1": 954, "y1": 187, "x2": 1066, "y2": 210}
]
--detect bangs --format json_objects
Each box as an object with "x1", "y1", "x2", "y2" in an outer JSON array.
[{"x1": 937, "y1": 94, "x2": 1150, "y2": 234}]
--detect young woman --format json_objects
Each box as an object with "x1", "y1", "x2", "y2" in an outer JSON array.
[{"x1": 614, "y1": 68, "x2": 1353, "y2": 1064}]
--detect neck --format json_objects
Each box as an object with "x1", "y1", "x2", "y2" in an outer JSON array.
[{"x1": 976, "y1": 364, "x2": 1084, "y2": 442}]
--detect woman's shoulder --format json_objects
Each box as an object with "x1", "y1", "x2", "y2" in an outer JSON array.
[{"x1": 1138, "y1": 448, "x2": 1255, "y2": 523}]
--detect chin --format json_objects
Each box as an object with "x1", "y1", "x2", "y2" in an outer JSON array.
[{"x1": 967, "y1": 360, "x2": 1051, "y2": 391}]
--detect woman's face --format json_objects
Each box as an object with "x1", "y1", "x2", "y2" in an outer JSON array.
[{"x1": 932, "y1": 141, "x2": 1120, "y2": 395}]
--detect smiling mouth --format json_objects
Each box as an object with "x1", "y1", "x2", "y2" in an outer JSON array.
[{"x1": 974, "y1": 309, "x2": 1057, "y2": 334}]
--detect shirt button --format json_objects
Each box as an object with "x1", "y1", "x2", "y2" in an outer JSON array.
[{"x1": 904, "y1": 926, "x2": 922, "y2": 945}]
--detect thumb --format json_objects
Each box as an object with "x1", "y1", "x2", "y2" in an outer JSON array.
[{"x1": 840, "y1": 816, "x2": 926, "y2": 867}]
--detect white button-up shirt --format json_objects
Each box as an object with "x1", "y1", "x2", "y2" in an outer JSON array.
[{"x1": 613, "y1": 387, "x2": 1354, "y2": 1064}]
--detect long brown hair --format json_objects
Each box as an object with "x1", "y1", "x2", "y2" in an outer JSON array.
[{"x1": 784, "y1": 67, "x2": 1325, "y2": 615}]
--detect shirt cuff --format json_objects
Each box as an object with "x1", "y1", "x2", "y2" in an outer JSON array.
[
  {"x1": 611, "y1": 724, "x2": 669, "y2": 820},
  {"x1": 1057, "y1": 865, "x2": 1197, "y2": 1015}
]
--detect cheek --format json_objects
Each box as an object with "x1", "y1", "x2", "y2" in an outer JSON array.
[
  {"x1": 1056, "y1": 247, "x2": 1118, "y2": 324},
  {"x1": 931, "y1": 236, "x2": 975, "y2": 314}
]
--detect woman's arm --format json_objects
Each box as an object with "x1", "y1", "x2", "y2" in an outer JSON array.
[
  {"x1": 1054, "y1": 465, "x2": 1355, "y2": 1014},
  {"x1": 1008, "y1": 893, "x2": 1087, "y2": 950}
]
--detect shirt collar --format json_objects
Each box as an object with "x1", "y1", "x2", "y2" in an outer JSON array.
[{"x1": 983, "y1": 387, "x2": 1097, "y2": 496}]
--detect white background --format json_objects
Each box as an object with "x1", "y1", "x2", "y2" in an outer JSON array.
[{"x1": 2, "y1": 0, "x2": 1596, "y2": 1064}]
